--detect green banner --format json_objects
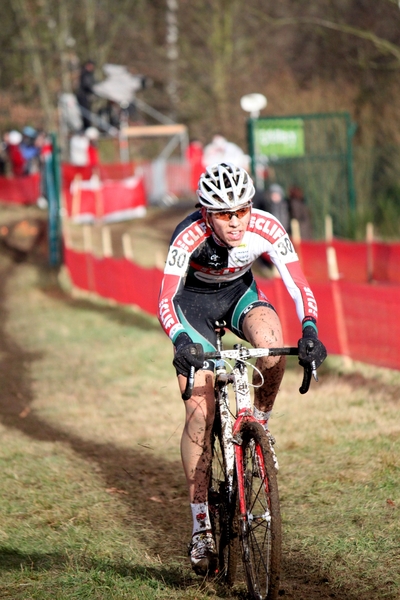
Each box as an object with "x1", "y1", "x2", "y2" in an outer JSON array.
[{"x1": 254, "y1": 118, "x2": 305, "y2": 157}]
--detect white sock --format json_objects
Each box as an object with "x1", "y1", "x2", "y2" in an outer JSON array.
[
  {"x1": 191, "y1": 502, "x2": 212, "y2": 536},
  {"x1": 253, "y1": 406, "x2": 271, "y2": 431}
]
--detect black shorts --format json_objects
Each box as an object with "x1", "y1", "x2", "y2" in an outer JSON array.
[{"x1": 175, "y1": 273, "x2": 275, "y2": 368}]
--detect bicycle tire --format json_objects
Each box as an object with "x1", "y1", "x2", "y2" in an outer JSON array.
[
  {"x1": 208, "y1": 405, "x2": 239, "y2": 585},
  {"x1": 237, "y1": 420, "x2": 282, "y2": 600}
]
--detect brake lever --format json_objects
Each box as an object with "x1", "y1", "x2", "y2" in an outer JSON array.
[
  {"x1": 311, "y1": 360, "x2": 318, "y2": 382},
  {"x1": 299, "y1": 363, "x2": 312, "y2": 394},
  {"x1": 299, "y1": 340, "x2": 319, "y2": 393},
  {"x1": 182, "y1": 365, "x2": 195, "y2": 401}
]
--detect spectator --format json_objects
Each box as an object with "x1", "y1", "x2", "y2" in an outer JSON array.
[
  {"x1": 99, "y1": 100, "x2": 121, "y2": 129},
  {"x1": 76, "y1": 59, "x2": 96, "y2": 129},
  {"x1": 0, "y1": 136, "x2": 7, "y2": 175},
  {"x1": 69, "y1": 131, "x2": 89, "y2": 166},
  {"x1": 288, "y1": 185, "x2": 313, "y2": 240},
  {"x1": 203, "y1": 134, "x2": 249, "y2": 169},
  {"x1": 186, "y1": 138, "x2": 204, "y2": 192},
  {"x1": 253, "y1": 183, "x2": 291, "y2": 233},
  {"x1": 5, "y1": 130, "x2": 26, "y2": 177},
  {"x1": 85, "y1": 127, "x2": 100, "y2": 168},
  {"x1": 20, "y1": 126, "x2": 40, "y2": 174}
]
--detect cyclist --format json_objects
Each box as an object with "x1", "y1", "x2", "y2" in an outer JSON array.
[{"x1": 158, "y1": 162, "x2": 327, "y2": 576}]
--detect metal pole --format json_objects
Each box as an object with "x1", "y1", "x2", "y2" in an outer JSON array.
[{"x1": 47, "y1": 133, "x2": 62, "y2": 266}]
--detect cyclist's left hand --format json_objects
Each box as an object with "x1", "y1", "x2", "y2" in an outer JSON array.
[
  {"x1": 173, "y1": 333, "x2": 205, "y2": 376},
  {"x1": 298, "y1": 326, "x2": 327, "y2": 369}
]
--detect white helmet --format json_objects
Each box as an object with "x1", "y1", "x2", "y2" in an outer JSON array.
[
  {"x1": 8, "y1": 130, "x2": 22, "y2": 145},
  {"x1": 196, "y1": 162, "x2": 255, "y2": 211},
  {"x1": 85, "y1": 127, "x2": 99, "y2": 140}
]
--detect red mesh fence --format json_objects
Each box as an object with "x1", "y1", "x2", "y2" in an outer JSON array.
[
  {"x1": 296, "y1": 240, "x2": 400, "y2": 285},
  {"x1": 65, "y1": 248, "x2": 163, "y2": 315},
  {"x1": 0, "y1": 174, "x2": 40, "y2": 204},
  {"x1": 61, "y1": 165, "x2": 93, "y2": 188},
  {"x1": 338, "y1": 281, "x2": 400, "y2": 369},
  {"x1": 63, "y1": 176, "x2": 147, "y2": 219},
  {"x1": 61, "y1": 160, "x2": 194, "y2": 202},
  {"x1": 64, "y1": 248, "x2": 400, "y2": 370},
  {"x1": 296, "y1": 242, "x2": 329, "y2": 282},
  {"x1": 372, "y1": 242, "x2": 400, "y2": 284},
  {"x1": 331, "y1": 240, "x2": 369, "y2": 283},
  {"x1": 99, "y1": 163, "x2": 137, "y2": 181},
  {"x1": 61, "y1": 163, "x2": 139, "y2": 188}
]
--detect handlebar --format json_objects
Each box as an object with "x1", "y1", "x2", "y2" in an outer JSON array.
[{"x1": 182, "y1": 343, "x2": 317, "y2": 400}]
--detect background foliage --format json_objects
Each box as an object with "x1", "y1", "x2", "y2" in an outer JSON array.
[{"x1": 3, "y1": 0, "x2": 400, "y2": 236}]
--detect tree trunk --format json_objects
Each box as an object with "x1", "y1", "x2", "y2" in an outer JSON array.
[{"x1": 10, "y1": 0, "x2": 56, "y2": 131}]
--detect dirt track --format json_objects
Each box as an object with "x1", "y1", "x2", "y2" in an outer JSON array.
[{"x1": 0, "y1": 203, "x2": 386, "y2": 600}]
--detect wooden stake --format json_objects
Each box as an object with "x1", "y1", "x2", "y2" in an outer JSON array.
[
  {"x1": 102, "y1": 226, "x2": 113, "y2": 258},
  {"x1": 326, "y1": 245, "x2": 352, "y2": 365},
  {"x1": 122, "y1": 233, "x2": 134, "y2": 261},
  {"x1": 325, "y1": 214, "x2": 333, "y2": 243},
  {"x1": 63, "y1": 221, "x2": 72, "y2": 249},
  {"x1": 366, "y1": 222, "x2": 374, "y2": 282},
  {"x1": 290, "y1": 218, "x2": 301, "y2": 244},
  {"x1": 326, "y1": 246, "x2": 339, "y2": 281},
  {"x1": 366, "y1": 222, "x2": 374, "y2": 243},
  {"x1": 83, "y1": 225, "x2": 93, "y2": 253}
]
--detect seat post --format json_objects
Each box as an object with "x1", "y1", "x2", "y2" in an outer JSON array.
[{"x1": 214, "y1": 320, "x2": 226, "y2": 352}]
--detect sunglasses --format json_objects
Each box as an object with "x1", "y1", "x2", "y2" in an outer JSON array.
[{"x1": 210, "y1": 205, "x2": 251, "y2": 221}]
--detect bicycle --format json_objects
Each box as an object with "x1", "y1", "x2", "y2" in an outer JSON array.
[{"x1": 182, "y1": 321, "x2": 315, "y2": 600}]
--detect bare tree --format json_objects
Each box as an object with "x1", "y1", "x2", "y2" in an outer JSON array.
[{"x1": 10, "y1": 0, "x2": 56, "y2": 130}]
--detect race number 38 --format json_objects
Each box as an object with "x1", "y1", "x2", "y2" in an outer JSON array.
[{"x1": 164, "y1": 247, "x2": 189, "y2": 274}]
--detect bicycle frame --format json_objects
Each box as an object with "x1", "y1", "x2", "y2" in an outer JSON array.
[{"x1": 213, "y1": 342, "x2": 275, "y2": 522}]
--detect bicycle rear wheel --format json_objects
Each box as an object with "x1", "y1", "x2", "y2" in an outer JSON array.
[
  {"x1": 208, "y1": 407, "x2": 238, "y2": 585},
  {"x1": 237, "y1": 420, "x2": 282, "y2": 600}
]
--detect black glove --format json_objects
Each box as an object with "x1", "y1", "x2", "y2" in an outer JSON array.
[
  {"x1": 173, "y1": 333, "x2": 205, "y2": 376},
  {"x1": 298, "y1": 325, "x2": 327, "y2": 370}
]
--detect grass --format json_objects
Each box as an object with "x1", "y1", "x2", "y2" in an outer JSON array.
[
  {"x1": 0, "y1": 236, "x2": 399, "y2": 598},
  {"x1": 274, "y1": 357, "x2": 400, "y2": 599}
]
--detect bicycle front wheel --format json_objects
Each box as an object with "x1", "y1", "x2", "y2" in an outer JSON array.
[
  {"x1": 237, "y1": 420, "x2": 282, "y2": 600},
  {"x1": 209, "y1": 409, "x2": 238, "y2": 585}
]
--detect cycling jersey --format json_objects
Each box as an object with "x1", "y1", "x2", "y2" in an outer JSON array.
[{"x1": 158, "y1": 208, "x2": 318, "y2": 347}]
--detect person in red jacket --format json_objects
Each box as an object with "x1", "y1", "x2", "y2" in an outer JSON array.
[
  {"x1": 5, "y1": 130, "x2": 26, "y2": 177},
  {"x1": 85, "y1": 127, "x2": 100, "y2": 170},
  {"x1": 186, "y1": 138, "x2": 204, "y2": 192}
]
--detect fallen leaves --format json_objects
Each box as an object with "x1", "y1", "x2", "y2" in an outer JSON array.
[{"x1": 106, "y1": 487, "x2": 128, "y2": 495}]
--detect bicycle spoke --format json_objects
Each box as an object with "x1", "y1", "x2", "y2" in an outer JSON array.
[
  {"x1": 237, "y1": 421, "x2": 282, "y2": 600},
  {"x1": 209, "y1": 416, "x2": 238, "y2": 586}
]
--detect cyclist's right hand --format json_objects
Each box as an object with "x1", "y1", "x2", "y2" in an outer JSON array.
[
  {"x1": 298, "y1": 326, "x2": 327, "y2": 370},
  {"x1": 173, "y1": 334, "x2": 205, "y2": 376}
]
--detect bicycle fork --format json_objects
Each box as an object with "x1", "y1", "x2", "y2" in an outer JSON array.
[{"x1": 220, "y1": 360, "x2": 272, "y2": 527}]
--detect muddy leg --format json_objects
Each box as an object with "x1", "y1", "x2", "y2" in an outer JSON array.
[
  {"x1": 243, "y1": 306, "x2": 286, "y2": 412},
  {"x1": 178, "y1": 370, "x2": 215, "y2": 503}
]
